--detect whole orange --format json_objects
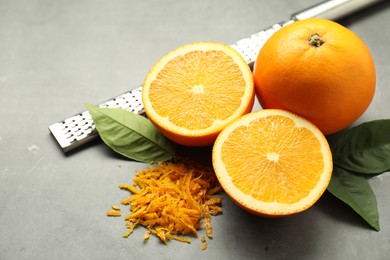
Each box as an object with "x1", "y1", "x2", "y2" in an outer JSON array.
[{"x1": 253, "y1": 18, "x2": 376, "y2": 135}]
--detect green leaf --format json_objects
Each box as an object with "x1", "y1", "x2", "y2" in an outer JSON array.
[
  {"x1": 85, "y1": 104, "x2": 176, "y2": 163},
  {"x1": 327, "y1": 166, "x2": 379, "y2": 231},
  {"x1": 331, "y1": 119, "x2": 390, "y2": 174}
]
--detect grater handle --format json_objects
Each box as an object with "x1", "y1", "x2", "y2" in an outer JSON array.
[{"x1": 292, "y1": 0, "x2": 382, "y2": 21}]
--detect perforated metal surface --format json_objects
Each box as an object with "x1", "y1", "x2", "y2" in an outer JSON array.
[
  {"x1": 49, "y1": 21, "x2": 294, "y2": 152},
  {"x1": 231, "y1": 20, "x2": 294, "y2": 68},
  {"x1": 49, "y1": 87, "x2": 144, "y2": 152}
]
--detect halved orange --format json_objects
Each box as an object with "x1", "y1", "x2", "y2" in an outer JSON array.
[
  {"x1": 142, "y1": 42, "x2": 255, "y2": 146},
  {"x1": 212, "y1": 109, "x2": 333, "y2": 216}
]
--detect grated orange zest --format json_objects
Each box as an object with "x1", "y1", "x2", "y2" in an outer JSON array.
[
  {"x1": 202, "y1": 242, "x2": 208, "y2": 250},
  {"x1": 112, "y1": 158, "x2": 223, "y2": 245},
  {"x1": 106, "y1": 210, "x2": 121, "y2": 217},
  {"x1": 111, "y1": 204, "x2": 121, "y2": 210}
]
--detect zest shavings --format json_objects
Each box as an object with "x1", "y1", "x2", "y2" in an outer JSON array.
[{"x1": 107, "y1": 158, "x2": 223, "y2": 248}]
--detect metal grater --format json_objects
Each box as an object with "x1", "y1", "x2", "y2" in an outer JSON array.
[
  {"x1": 231, "y1": 21, "x2": 294, "y2": 69},
  {"x1": 49, "y1": 87, "x2": 144, "y2": 152},
  {"x1": 49, "y1": 0, "x2": 381, "y2": 152},
  {"x1": 49, "y1": 21, "x2": 294, "y2": 152}
]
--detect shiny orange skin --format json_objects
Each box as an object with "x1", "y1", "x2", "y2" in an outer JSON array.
[{"x1": 253, "y1": 18, "x2": 376, "y2": 135}]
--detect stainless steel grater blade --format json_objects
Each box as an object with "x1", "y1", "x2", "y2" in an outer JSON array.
[
  {"x1": 49, "y1": 87, "x2": 144, "y2": 152},
  {"x1": 49, "y1": 0, "x2": 381, "y2": 152}
]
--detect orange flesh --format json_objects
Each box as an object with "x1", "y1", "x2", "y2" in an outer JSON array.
[
  {"x1": 149, "y1": 50, "x2": 246, "y2": 130},
  {"x1": 221, "y1": 115, "x2": 324, "y2": 204}
]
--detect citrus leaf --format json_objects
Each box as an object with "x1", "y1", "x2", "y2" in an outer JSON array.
[
  {"x1": 327, "y1": 166, "x2": 379, "y2": 231},
  {"x1": 85, "y1": 104, "x2": 176, "y2": 163},
  {"x1": 331, "y1": 120, "x2": 390, "y2": 174}
]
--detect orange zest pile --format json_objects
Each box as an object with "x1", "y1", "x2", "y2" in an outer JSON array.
[{"x1": 107, "y1": 158, "x2": 223, "y2": 246}]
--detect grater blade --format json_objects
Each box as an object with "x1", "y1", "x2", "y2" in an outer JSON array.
[
  {"x1": 48, "y1": 20, "x2": 294, "y2": 152},
  {"x1": 231, "y1": 20, "x2": 294, "y2": 68},
  {"x1": 49, "y1": 87, "x2": 144, "y2": 152}
]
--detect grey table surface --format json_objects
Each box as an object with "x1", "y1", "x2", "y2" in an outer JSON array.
[{"x1": 1, "y1": 0, "x2": 390, "y2": 259}]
